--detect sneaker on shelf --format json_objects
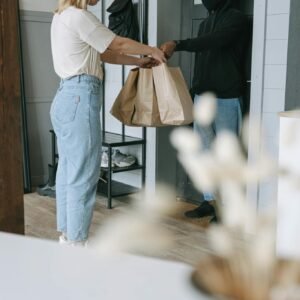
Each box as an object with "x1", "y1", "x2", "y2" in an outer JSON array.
[
  {"x1": 99, "y1": 170, "x2": 108, "y2": 183},
  {"x1": 101, "y1": 151, "x2": 115, "y2": 168},
  {"x1": 36, "y1": 183, "x2": 56, "y2": 198},
  {"x1": 112, "y1": 150, "x2": 136, "y2": 168}
]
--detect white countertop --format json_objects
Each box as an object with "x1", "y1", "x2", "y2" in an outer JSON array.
[{"x1": 0, "y1": 233, "x2": 211, "y2": 300}]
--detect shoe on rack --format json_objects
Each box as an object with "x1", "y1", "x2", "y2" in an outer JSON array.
[
  {"x1": 99, "y1": 169, "x2": 108, "y2": 183},
  {"x1": 101, "y1": 151, "x2": 115, "y2": 168},
  {"x1": 112, "y1": 150, "x2": 136, "y2": 168},
  {"x1": 184, "y1": 201, "x2": 216, "y2": 219},
  {"x1": 36, "y1": 183, "x2": 56, "y2": 198}
]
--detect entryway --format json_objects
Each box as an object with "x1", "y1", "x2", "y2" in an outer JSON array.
[{"x1": 176, "y1": 0, "x2": 254, "y2": 204}]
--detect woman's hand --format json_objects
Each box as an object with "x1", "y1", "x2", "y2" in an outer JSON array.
[
  {"x1": 137, "y1": 57, "x2": 159, "y2": 68},
  {"x1": 150, "y1": 47, "x2": 167, "y2": 64}
]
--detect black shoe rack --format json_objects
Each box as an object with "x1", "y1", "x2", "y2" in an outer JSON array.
[
  {"x1": 49, "y1": 128, "x2": 146, "y2": 209},
  {"x1": 97, "y1": 0, "x2": 148, "y2": 209},
  {"x1": 98, "y1": 131, "x2": 146, "y2": 209}
]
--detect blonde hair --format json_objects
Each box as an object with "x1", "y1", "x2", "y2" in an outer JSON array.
[{"x1": 55, "y1": 0, "x2": 89, "y2": 13}]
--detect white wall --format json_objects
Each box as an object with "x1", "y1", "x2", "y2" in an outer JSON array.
[
  {"x1": 19, "y1": 0, "x2": 57, "y2": 12},
  {"x1": 19, "y1": 0, "x2": 103, "y2": 13},
  {"x1": 258, "y1": 0, "x2": 291, "y2": 211}
]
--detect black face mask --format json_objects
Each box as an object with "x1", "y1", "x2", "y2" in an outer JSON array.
[{"x1": 202, "y1": 0, "x2": 224, "y2": 11}]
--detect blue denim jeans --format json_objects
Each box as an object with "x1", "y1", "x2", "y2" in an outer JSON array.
[
  {"x1": 50, "y1": 74, "x2": 102, "y2": 242},
  {"x1": 194, "y1": 95, "x2": 242, "y2": 201}
]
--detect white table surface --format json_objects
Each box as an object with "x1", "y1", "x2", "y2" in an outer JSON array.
[{"x1": 0, "y1": 233, "x2": 211, "y2": 300}]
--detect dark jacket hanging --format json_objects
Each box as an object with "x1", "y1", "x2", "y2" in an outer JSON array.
[{"x1": 107, "y1": 0, "x2": 140, "y2": 41}]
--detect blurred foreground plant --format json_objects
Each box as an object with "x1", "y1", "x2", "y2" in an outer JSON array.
[
  {"x1": 93, "y1": 185, "x2": 177, "y2": 256},
  {"x1": 170, "y1": 93, "x2": 300, "y2": 300},
  {"x1": 93, "y1": 92, "x2": 300, "y2": 300}
]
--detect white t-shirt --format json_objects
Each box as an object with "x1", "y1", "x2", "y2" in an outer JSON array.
[{"x1": 51, "y1": 6, "x2": 116, "y2": 80}]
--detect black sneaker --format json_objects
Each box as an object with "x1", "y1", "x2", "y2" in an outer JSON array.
[
  {"x1": 210, "y1": 215, "x2": 219, "y2": 223},
  {"x1": 184, "y1": 201, "x2": 215, "y2": 219}
]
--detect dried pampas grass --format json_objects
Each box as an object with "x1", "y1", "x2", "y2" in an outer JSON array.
[
  {"x1": 171, "y1": 96, "x2": 300, "y2": 300},
  {"x1": 192, "y1": 258, "x2": 300, "y2": 300}
]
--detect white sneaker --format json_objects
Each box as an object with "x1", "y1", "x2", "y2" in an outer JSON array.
[
  {"x1": 59, "y1": 235, "x2": 88, "y2": 248},
  {"x1": 69, "y1": 240, "x2": 88, "y2": 248},
  {"x1": 112, "y1": 150, "x2": 136, "y2": 167},
  {"x1": 59, "y1": 234, "x2": 68, "y2": 244},
  {"x1": 101, "y1": 151, "x2": 115, "y2": 168}
]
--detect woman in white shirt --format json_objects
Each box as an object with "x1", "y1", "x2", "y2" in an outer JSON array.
[{"x1": 50, "y1": 0, "x2": 166, "y2": 246}]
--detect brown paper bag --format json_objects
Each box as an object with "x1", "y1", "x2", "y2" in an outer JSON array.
[
  {"x1": 110, "y1": 68, "x2": 139, "y2": 126},
  {"x1": 111, "y1": 68, "x2": 164, "y2": 127},
  {"x1": 152, "y1": 63, "x2": 194, "y2": 125},
  {"x1": 132, "y1": 68, "x2": 164, "y2": 127}
]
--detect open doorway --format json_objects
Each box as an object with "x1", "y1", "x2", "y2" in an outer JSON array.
[{"x1": 176, "y1": 0, "x2": 254, "y2": 204}]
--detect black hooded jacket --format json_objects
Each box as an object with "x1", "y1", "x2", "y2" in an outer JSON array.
[{"x1": 175, "y1": 0, "x2": 249, "y2": 98}]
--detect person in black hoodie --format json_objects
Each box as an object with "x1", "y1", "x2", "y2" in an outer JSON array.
[{"x1": 161, "y1": 0, "x2": 249, "y2": 221}]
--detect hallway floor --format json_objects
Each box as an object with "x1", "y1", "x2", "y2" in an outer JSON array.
[{"x1": 24, "y1": 192, "x2": 213, "y2": 266}]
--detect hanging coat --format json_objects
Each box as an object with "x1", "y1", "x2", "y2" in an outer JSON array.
[{"x1": 107, "y1": 0, "x2": 140, "y2": 41}]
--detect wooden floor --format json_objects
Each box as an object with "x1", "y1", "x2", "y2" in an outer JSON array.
[{"x1": 24, "y1": 192, "x2": 213, "y2": 266}]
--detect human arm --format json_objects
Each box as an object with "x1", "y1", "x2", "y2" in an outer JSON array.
[
  {"x1": 100, "y1": 50, "x2": 158, "y2": 68},
  {"x1": 108, "y1": 36, "x2": 166, "y2": 64},
  {"x1": 76, "y1": 10, "x2": 166, "y2": 64},
  {"x1": 161, "y1": 12, "x2": 248, "y2": 57}
]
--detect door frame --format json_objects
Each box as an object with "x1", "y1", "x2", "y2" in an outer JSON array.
[
  {"x1": 246, "y1": 0, "x2": 268, "y2": 210},
  {"x1": 0, "y1": 0, "x2": 25, "y2": 234}
]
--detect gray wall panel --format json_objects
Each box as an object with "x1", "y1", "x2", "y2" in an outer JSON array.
[
  {"x1": 20, "y1": 10, "x2": 59, "y2": 186},
  {"x1": 285, "y1": 0, "x2": 300, "y2": 110},
  {"x1": 27, "y1": 102, "x2": 53, "y2": 185},
  {"x1": 155, "y1": 0, "x2": 182, "y2": 188},
  {"x1": 21, "y1": 12, "x2": 59, "y2": 100}
]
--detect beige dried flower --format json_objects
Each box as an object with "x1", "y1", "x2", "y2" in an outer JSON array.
[
  {"x1": 271, "y1": 286, "x2": 300, "y2": 300},
  {"x1": 93, "y1": 186, "x2": 176, "y2": 256},
  {"x1": 170, "y1": 127, "x2": 202, "y2": 153},
  {"x1": 171, "y1": 100, "x2": 299, "y2": 300},
  {"x1": 177, "y1": 152, "x2": 219, "y2": 192},
  {"x1": 213, "y1": 131, "x2": 244, "y2": 166},
  {"x1": 94, "y1": 213, "x2": 173, "y2": 255},
  {"x1": 207, "y1": 226, "x2": 234, "y2": 257},
  {"x1": 193, "y1": 92, "x2": 217, "y2": 126}
]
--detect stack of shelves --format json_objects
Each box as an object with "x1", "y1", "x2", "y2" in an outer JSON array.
[{"x1": 98, "y1": 132, "x2": 146, "y2": 209}]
